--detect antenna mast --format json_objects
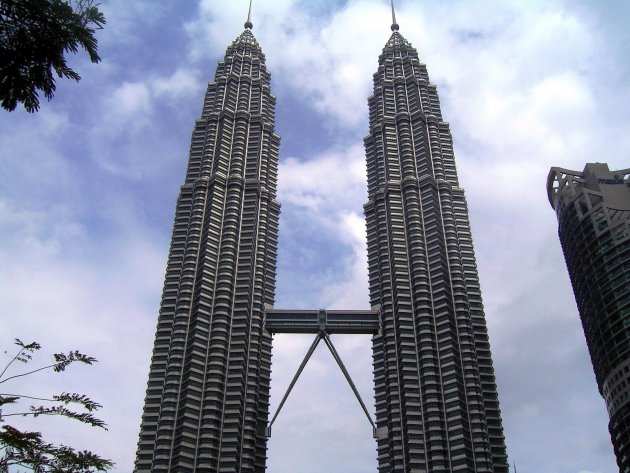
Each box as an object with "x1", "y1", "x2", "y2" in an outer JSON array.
[
  {"x1": 391, "y1": 0, "x2": 399, "y2": 31},
  {"x1": 245, "y1": 0, "x2": 253, "y2": 29}
]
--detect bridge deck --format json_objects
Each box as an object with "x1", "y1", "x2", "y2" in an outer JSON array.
[{"x1": 265, "y1": 309, "x2": 379, "y2": 335}]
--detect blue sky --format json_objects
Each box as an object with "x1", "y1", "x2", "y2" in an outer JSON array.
[{"x1": 1, "y1": 0, "x2": 628, "y2": 472}]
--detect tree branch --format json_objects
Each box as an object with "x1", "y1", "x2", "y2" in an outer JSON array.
[
  {"x1": 0, "y1": 393, "x2": 57, "y2": 403},
  {"x1": 0, "y1": 347, "x2": 25, "y2": 380},
  {"x1": 0, "y1": 340, "x2": 41, "y2": 380},
  {"x1": 0, "y1": 363, "x2": 63, "y2": 384}
]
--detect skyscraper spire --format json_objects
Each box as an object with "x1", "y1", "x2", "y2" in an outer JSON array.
[
  {"x1": 134, "y1": 3, "x2": 511, "y2": 472},
  {"x1": 390, "y1": 0, "x2": 399, "y2": 31},
  {"x1": 365, "y1": 7, "x2": 509, "y2": 471},
  {"x1": 245, "y1": 0, "x2": 253, "y2": 29},
  {"x1": 134, "y1": 13, "x2": 279, "y2": 471}
]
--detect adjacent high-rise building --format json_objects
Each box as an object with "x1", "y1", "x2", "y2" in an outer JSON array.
[
  {"x1": 135, "y1": 7, "x2": 510, "y2": 473},
  {"x1": 135, "y1": 21, "x2": 280, "y2": 472},
  {"x1": 364, "y1": 22, "x2": 508, "y2": 472},
  {"x1": 547, "y1": 163, "x2": 630, "y2": 472}
]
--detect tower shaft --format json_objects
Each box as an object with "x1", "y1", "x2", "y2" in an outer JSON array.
[
  {"x1": 364, "y1": 32, "x2": 509, "y2": 472},
  {"x1": 548, "y1": 164, "x2": 630, "y2": 472},
  {"x1": 135, "y1": 16, "x2": 512, "y2": 473},
  {"x1": 135, "y1": 29, "x2": 280, "y2": 473}
]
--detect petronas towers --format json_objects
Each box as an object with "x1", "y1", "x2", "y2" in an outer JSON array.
[
  {"x1": 366, "y1": 24, "x2": 507, "y2": 472},
  {"x1": 135, "y1": 27, "x2": 278, "y2": 472},
  {"x1": 135, "y1": 10, "x2": 509, "y2": 473}
]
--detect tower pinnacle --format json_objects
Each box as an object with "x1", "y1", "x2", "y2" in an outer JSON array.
[
  {"x1": 244, "y1": 0, "x2": 253, "y2": 29},
  {"x1": 390, "y1": 0, "x2": 399, "y2": 31}
]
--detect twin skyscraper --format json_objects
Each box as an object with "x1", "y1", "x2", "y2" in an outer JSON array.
[{"x1": 134, "y1": 9, "x2": 509, "y2": 473}]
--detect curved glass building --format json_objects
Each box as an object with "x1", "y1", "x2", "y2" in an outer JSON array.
[{"x1": 547, "y1": 163, "x2": 630, "y2": 473}]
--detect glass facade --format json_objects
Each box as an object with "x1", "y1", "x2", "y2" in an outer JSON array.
[{"x1": 548, "y1": 163, "x2": 630, "y2": 473}]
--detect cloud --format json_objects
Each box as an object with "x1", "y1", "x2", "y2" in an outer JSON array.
[
  {"x1": 98, "y1": 69, "x2": 202, "y2": 137},
  {"x1": 105, "y1": 82, "x2": 153, "y2": 129},
  {"x1": 187, "y1": 0, "x2": 389, "y2": 130},
  {"x1": 1, "y1": 1, "x2": 629, "y2": 472},
  {"x1": 84, "y1": 67, "x2": 203, "y2": 177},
  {"x1": 276, "y1": 143, "x2": 369, "y2": 313},
  {"x1": 152, "y1": 67, "x2": 202, "y2": 99},
  {"x1": 98, "y1": 0, "x2": 170, "y2": 49},
  {"x1": 321, "y1": 211, "x2": 369, "y2": 310},
  {"x1": 0, "y1": 195, "x2": 164, "y2": 471},
  {"x1": 279, "y1": 144, "x2": 365, "y2": 213}
]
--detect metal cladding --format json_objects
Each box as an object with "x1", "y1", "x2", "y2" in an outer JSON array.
[
  {"x1": 363, "y1": 31, "x2": 509, "y2": 472},
  {"x1": 134, "y1": 28, "x2": 280, "y2": 472},
  {"x1": 548, "y1": 163, "x2": 630, "y2": 472},
  {"x1": 135, "y1": 17, "x2": 513, "y2": 473}
]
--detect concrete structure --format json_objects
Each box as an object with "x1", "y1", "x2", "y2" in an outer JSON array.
[
  {"x1": 134, "y1": 23, "x2": 279, "y2": 472},
  {"x1": 135, "y1": 9, "x2": 510, "y2": 473},
  {"x1": 548, "y1": 163, "x2": 630, "y2": 472},
  {"x1": 364, "y1": 22, "x2": 508, "y2": 472}
]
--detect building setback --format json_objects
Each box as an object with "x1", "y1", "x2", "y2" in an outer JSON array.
[
  {"x1": 364, "y1": 23, "x2": 509, "y2": 472},
  {"x1": 547, "y1": 163, "x2": 630, "y2": 472},
  {"x1": 134, "y1": 24, "x2": 279, "y2": 472},
  {"x1": 134, "y1": 11, "x2": 511, "y2": 473}
]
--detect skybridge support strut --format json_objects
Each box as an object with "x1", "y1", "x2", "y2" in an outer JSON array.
[
  {"x1": 265, "y1": 322, "x2": 376, "y2": 438},
  {"x1": 266, "y1": 332, "x2": 321, "y2": 436},
  {"x1": 321, "y1": 333, "x2": 375, "y2": 431}
]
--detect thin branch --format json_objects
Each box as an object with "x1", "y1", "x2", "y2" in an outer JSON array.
[
  {"x1": 0, "y1": 393, "x2": 56, "y2": 402},
  {"x1": 0, "y1": 347, "x2": 26, "y2": 380},
  {"x1": 0, "y1": 363, "x2": 63, "y2": 384},
  {"x1": 5, "y1": 460, "x2": 38, "y2": 469}
]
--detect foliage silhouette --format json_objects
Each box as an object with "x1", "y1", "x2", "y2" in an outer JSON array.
[
  {"x1": 0, "y1": 0, "x2": 106, "y2": 112},
  {"x1": 0, "y1": 338, "x2": 113, "y2": 472}
]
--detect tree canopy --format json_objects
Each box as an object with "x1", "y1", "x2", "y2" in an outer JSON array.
[
  {"x1": 0, "y1": 0, "x2": 106, "y2": 112},
  {"x1": 0, "y1": 339, "x2": 114, "y2": 472}
]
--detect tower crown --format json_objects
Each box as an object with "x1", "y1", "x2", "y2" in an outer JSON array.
[
  {"x1": 384, "y1": 30, "x2": 411, "y2": 49},
  {"x1": 226, "y1": 28, "x2": 265, "y2": 61},
  {"x1": 234, "y1": 29, "x2": 259, "y2": 47}
]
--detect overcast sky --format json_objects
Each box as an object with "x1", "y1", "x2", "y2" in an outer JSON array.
[{"x1": 1, "y1": 0, "x2": 628, "y2": 472}]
